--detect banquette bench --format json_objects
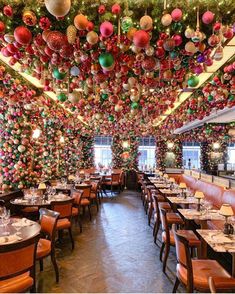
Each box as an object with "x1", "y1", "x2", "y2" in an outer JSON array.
[{"x1": 167, "y1": 174, "x2": 235, "y2": 230}]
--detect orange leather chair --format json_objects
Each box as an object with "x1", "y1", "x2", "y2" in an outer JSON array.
[
  {"x1": 37, "y1": 208, "x2": 60, "y2": 282},
  {"x1": 173, "y1": 230, "x2": 232, "y2": 293},
  {"x1": 76, "y1": 185, "x2": 92, "y2": 221},
  {"x1": 160, "y1": 209, "x2": 200, "y2": 273},
  {"x1": 105, "y1": 173, "x2": 121, "y2": 195},
  {"x1": 72, "y1": 189, "x2": 83, "y2": 232},
  {"x1": 0, "y1": 234, "x2": 40, "y2": 293},
  {"x1": 208, "y1": 276, "x2": 235, "y2": 293},
  {"x1": 51, "y1": 198, "x2": 74, "y2": 250}
]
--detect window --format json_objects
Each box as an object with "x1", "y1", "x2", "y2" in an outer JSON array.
[
  {"x1": 227, "y1": 144, "x2": 235, "y2": 168},
  {"x1": 183, "y1": 142, "x2": 201, "y2": 169},
  {"x1": 94, "y1": 136, "x2": 112, "y2": 167},
  {"x1": 138, "y1": 137, "x2": 156, "y2": 170}
]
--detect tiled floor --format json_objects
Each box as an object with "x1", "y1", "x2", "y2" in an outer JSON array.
[{"x1": 37, "y1": 190, "x2": 181, "y2": 293}]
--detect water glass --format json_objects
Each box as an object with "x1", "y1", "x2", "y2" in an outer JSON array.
[{"x1": 2, "y1": 209, "x2": 10, "y2": 236}]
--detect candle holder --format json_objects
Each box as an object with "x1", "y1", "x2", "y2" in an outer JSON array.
[
  {"x1": 219, "y1": 204, "x2": 234, "y2": 235},
  {"x1": 194, "y1": 191, "x2": 205, "y2": 211}
]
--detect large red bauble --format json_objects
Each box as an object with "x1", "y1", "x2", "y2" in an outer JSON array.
[
  {"x1": 155, "y1": 47, "x2": 165, "y2": 58},
  {"x1": 6, "y1": 44, "x2": 18, "y2": 54},
  {"x1": 133, "y1": 30, "x2": 150, "y2": 48},
  {"x1": 112, "y1": 4, "x2": 121, "y2": 15},
  {"x1": 14, "y1": 26, "x2": 32, "y2": 45},
  {"x1": 0, "y1": 21, "x2": 5, "y2": 33},
  {"x1": 172, "y1": 34, "x2": 182, "y2": 46},
  {"x1": 47, "y1": 31, "x2": 65, "y2": 51}
]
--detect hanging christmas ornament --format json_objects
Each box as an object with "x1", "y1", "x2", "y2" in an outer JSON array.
[
  {"x1": 70, "y1": 66, "x2": 80, "y2": 76},
  {"x1": 22, "y1": 11, "x2": 37, "y2": 26},
  {"x1": 39, "y1": 16, "x2": 51, "y2": 30},
  {"x1": 98, "y1": 52, "x2": 114, "y2": 68},
  {"x1": 45, "y1": 0, "x2": 71, "y2": 17},
  {"x1": 127, "y1": 27, "x2": 137, "y2": 40},
  {"x1": 68, "y1": 91, "x2": 81, "y2": 103},
  {"x1": 3, "y1": 5, "x2": 13, "y2": 17},
  {"x1": 185, "y1": 41, "x2": 197, "y2": 53},
  {"x1": 163, "y1": 38, "x2": 175, "y2": 51},
  {"x1": 57, "y1": 92, "x2": 67, "y2": 102},
  {"x1": 74, "y1": 14, "x2": 88, "y2": 30},
  {"x1": 140, "y1": 15, "x2": 153, "y2": 31},
  {"x1": 98, "y1": 5, "x2": 106, "y2": 15},
  {"x1": 161, "y1": 13, "x2": 172, "y2": 26},
  {"x1": 66, "y1": 25, "x2": 77, "y2": 44},
  {"x1": 100, "y1": 21, "x2": 113, "y2": 38},
  {"x1": 53, "y1": 68, "x2": 67, "y2": 80},
  {"x1": 112, "y1": 4, "x2": 121, "y2": 15},
  {"x1": 187, "y1": 75, "x2": 199, "y2": 87},
  {"x1": 171, "y1": 8, "x2": 182, "y2": 22},
  {"x1": 202, "y1": 11, "x2": 214, "y2": 24},
  {"x1": 47, "y1": 31, "x2": 65, "y2": 51},
  {"x1": 86, "y1": 31, "x2": 99, "y2": 45},
  {"x1": 213, "y1": 44, "x2": 223, "y2": 61},
  {"x1": 133, "y1": 30, "x2": 150, "y2": 48},
  {"x1": 0, "y1": 21, "x2": 5, "y2": 33},
  {"x1": 185, "y1": 27, "x2": 195, "y2": 38},
  {"x1": 121, "y1": 17, "x2": 133, "y2": 33},
  {"x1": 14, "y1": 26, "x2": 32, "y2": 45}
]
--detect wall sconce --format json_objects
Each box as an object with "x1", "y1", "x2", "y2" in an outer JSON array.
[
  {"x1": 167, "y1": 142, "x2": 174, "y2": 149},
  {"x1": 122, "y1": 140, "x2": 130, "y2": 148},
  {"x1": 60, "y1": 136, "x2": 65, "y2": 144},
  {"x1": 32, "y1": 129, "x2": 41, "y2": 139},
  {"x1": 213, "y1": 142, "x2": 220, "y2": 150}
]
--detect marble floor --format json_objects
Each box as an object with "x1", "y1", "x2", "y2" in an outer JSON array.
[{"x1": 37, "y1": 190, "x2": 182, "y2": 293}]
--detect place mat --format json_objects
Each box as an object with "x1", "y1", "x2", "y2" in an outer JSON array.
[
  {"x1": 0, "y1": 234, "x2": 22, "y2": 244},
  {"x1": 12, "y1": 199, "x2": 28, "y2": 204},
  {"x1": 12, "y1": 218, "x2": 34, "y2": 227}
]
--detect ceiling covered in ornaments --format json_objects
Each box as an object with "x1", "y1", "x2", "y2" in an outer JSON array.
[{"x1": 0, "y1": 0, "x2": 235, "y2": 136}]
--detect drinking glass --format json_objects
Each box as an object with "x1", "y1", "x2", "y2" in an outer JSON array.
[{"x1": 2, "y1": 209, "x2": 10, "y2": 236}]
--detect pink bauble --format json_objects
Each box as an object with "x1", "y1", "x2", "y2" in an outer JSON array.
[
  {"x1": 98, "y1": 5, "x2": 106, "y2": 15},
  {"x1": 161, "y1": 14, "x2": 172, "y2": 26},
  {"x1": 47, "y1": 31, "x2": 65, "y2": 51},
  {"x1": 133, "y1": 30, "x2": 150, "y2": 48},
  {"x1": 171, "y1": 8, "x2": 182, "y2": 22},
  {"x1": 1, "y1": 47, "x2": 12, "y2": 57},
  {"x1": 14, "y1": 26, "x2": 32, "y2": 45},
  {"x1": 172, "y1": 34, "x2": 182, "y2": 46},
  {"x1": 100, "y1": 21, "x2": 113, "y2": 38},
  {"x1": 112, "y1": 4, "x2": 121, "y2": 15},
  {"x1": 202, "y1": 11, "x2": 214, "y2": 24},
  {"x1": 223, "y1": 27, "x2": 233, "y2": 39}
]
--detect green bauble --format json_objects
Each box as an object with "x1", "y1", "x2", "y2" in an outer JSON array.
[
  {"x1": 205, "y1": 128, "x2": 212, "y2": 135},
  {"x1": 208, "y1": 95, "x2": 214, "y2": 102},
  {"x1": 187, "y1": 75, "x2": 199, "y2": 87},
  {"x1": 170, "y1": 51, "x2": 178, "y2": 59},
  {"x1": 57, "y1": 93, "x2": 67, "y2": 102},
  {"x1": 121, "y1": 16, "x2": 133, "y2": 33},
  {"x1": 187, "y1": 108, "x2": 193, "y2": 114},
  {"x1": 131, "y1": 102, "x2": 139, "y2": 109},
  {"x1": 228, "y1": 94, "x2": 235, "y2": 101},
  {"x1": 98, "y1": 52, "x2": 114, "y2": 68},
  {"x1": 108, "y1": 115, "x2": 114, "y2": 122},
  {"x1": 53, "y1": 68, "x2": 67, "y2": 80},
  {"x1": 101, "y1": 93, "x2": 108, "y2": 100}
]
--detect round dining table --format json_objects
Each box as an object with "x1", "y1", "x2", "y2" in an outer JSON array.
[{"x1": 0, "y1": 217, "x2": 41, "y2": 246}]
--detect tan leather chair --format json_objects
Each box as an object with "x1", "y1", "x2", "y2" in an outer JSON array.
[
  {"x1": 160, "y1": 208, "x2": 200, "y2": 273},
  {"x1": 76, "y1": 185, "x2": 92, "y2": 220},
  {"x1": 105, "y1": 173, "x2": 121, "y2": 195},
  {"x1": 51, "y1": 198, "x2": 74, "y2": 250},
  {"x1": 0, "y1": 234, "x2": 40, "y2": 293},
  {"x1": 90, "y1": 182, "x2": 100, "y2": 212},
  {"x1": 37, "y1": 208, "x2": 60, "y2": 282},
  {"x1": 173, "y1": 230, "x2": 232, "y2": 293},
  {"x1": 208, "y1": 276, "x2": 235, "y2": 293},
  {"x1": 71, "y1": 189, "x2": 83, "y2": 232}
]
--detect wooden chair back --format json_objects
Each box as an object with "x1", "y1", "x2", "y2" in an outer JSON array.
[
  {"x1": 0, "y1": 234, "x2": 40, "y2": 286},
  {"x1": 51, "y1": 198, "x2": 74, "y2": 219},
  {"x1": 39, "y1": 208, "x2": 60, "y2": 241},
  {"x1": 173, "y1": 229, "x2": 194, "y2": 292},
  {"x1": 76, "y1": 185, "x2": 91, "y2": 198},
  {"x1": 71, "y1": 189, "x2": 83, "y2": 207},
  {"x1": 111, "y1": 173, "x2": 120, "y2": 183},
  {"x1": 159, "y1": 208, "x2": 170, "y2": 242}
]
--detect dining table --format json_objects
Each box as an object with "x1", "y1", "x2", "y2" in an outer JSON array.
[
  {"x1": 197, "y1": 229, "x2": 235, "y2": 277},
  {"x1": 10, "y1": 193, "x2": 71, "y2": 208},
  {"x1": 167, "y1": 196, "x2": 198, "y2": 211},
  {"x1": 0, "y1": 217, "x2": 40, "y2": 246},
  {"x1": 159, "y1": 188, "x2": 182, "y2": 197}
]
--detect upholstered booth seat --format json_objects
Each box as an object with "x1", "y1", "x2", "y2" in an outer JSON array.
[
  {"x1": 207, "y1": 220, "x2": 224, "y2": 230},
  {"x1": 0, "y1": 272, "x2": 33, "y2": 293},
  {"x1": 181, "y1": 174, "x2": 198, "y2": 193},
  {"x1": 176, "y1": 260, "x2": 231, "y2": 291},
  {"x1": 222, "y1": 190, "x2": 235, "y2": 213}
]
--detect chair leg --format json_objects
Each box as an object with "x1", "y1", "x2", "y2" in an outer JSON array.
[
  {"x1": 148, "y1": 206, "x2": 153, "y2": 226},
  {"x1": 78, "y1": 216, "x2": 82, "y2": 233},
  {"x1": 68, "y1": 228, "x2": 74, "y2": 250},
  {"x1": 159, "y1": 242, "x2": 165, "y2": 262},
  {"x1": 154, "y1": 216, "x2": 160, "y2": 244},
  {"x1": 96, "y1": 199, "x2": 99, "y2": 212},
  {"x1": 88, "y1": 205, "x2": 92, "y2": 221},
  {"x1": 39, "y1": 259, "x2": 43, "y2": 271},
  {"x1": 162, "y1": 243, "x2": 170, "y2": 273},
  {"x1": 153, "y1": 219, "x2": 157, "y2": 236},
  {"x1": 173, "y1": 277, "x2": 180, "y2": 293},
  {"x1": 51, "y1": 253, "x2": 59, "y2": 283}
]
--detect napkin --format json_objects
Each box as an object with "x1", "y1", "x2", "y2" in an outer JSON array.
[
  {"x1": 14, "y1": 199, "x2": 28, "y2": 204},
  {"x1": 12, "y1": 218, "x2": 34, "y2": 227},
  {"x1": 0, "y1": 234, "x2": 22, "y2": 244}
]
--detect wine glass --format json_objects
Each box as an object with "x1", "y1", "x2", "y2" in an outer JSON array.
[{"x1": 2, "y1": 209, "x2": 10, "y2": 236}]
